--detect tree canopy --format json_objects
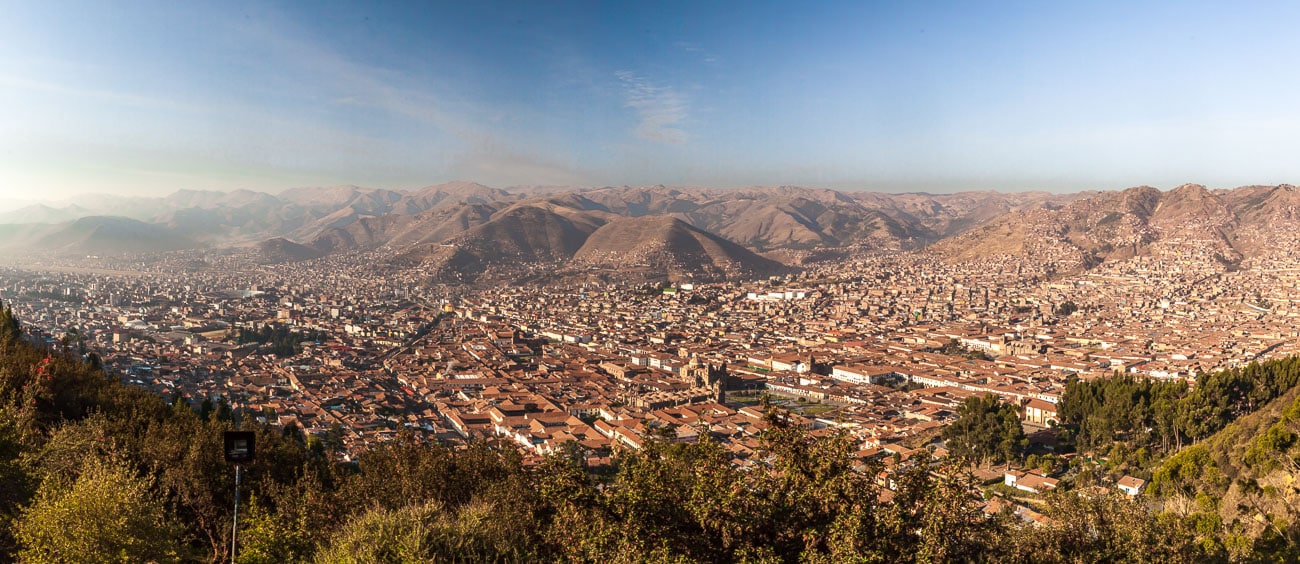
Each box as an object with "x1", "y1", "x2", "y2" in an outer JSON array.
[
  {"x1": 942, "y1": 394, "x2": 1027, "y2": 466},
  {"x1": 14, "y1": 456, "x2": 187, "y2": 563}
]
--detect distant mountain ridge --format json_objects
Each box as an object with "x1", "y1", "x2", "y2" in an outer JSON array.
[
  {"x1": 0, "y1": 203, "x2": 94, "y2": 225},
  {"x1": 3, "y1": 182, "x2": 1299, "y2": 282},
  {"x1": 931, "y1": 183, "x2": 1300, "y2": 272}
]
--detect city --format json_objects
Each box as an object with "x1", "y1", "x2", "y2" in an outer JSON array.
[
  {"x1": 6, "y1": 1, "x2": 1300, "y2": 561},
  {"x1": 5, "y1": 218, "x2": 1300, "y2": 517}
]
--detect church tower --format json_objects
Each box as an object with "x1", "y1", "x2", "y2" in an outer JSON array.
[{"x1": 681, "y1": 354, "x2": 709, "y2": 387}]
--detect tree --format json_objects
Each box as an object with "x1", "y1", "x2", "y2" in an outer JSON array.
[
  {"x1": 314, "y1": 502, "x2": 440, "y2": 563},
  {"x1": 942, "y1": 394, "x2": 1027, "y2": 466},
  {"x1": 756, "y1": 422, "x2": 882, "y2": 560},
  {"x1": 137, "y1": 407, "x2": 234, "y2": 562},
  {"x1": 1055, "y1": 301, "x2": 1079, "y2": 316},
  {"x1": 534, "y1": 450, "x2": 618, "y2": 561},
  {"x1": 235, "y1": 494, "x2": 314, "y2": 564},
  {"x1": 1006, "y1": 490, "x2": 1202, "y2": 563},
  {"x1": 0, "y1": 302, "x2": 21, "y2": 344},
  {"x1": 14, "y1": 457, "x2": 188, "y2": 563},
  {"x1": 315, "y1": 497, "x2": 541, "y2": 563},
  {"x1": 0, "y1": 406, "x2": 35, "y2": 556}
]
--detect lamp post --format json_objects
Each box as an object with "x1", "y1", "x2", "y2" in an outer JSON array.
[{"x1": 223, "y1": 431, "x2": 256, "y2": 564}]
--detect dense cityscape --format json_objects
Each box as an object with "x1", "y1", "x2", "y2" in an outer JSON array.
[{"x1": 6, "y1": 222, "x2": 1300, "y2": 524}]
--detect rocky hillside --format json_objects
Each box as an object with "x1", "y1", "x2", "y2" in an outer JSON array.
[
  {"x1": 932, "y1": 184, "x2": 1300, "y2": 273},
  {"x1": 572, "y1": 216, "x2": 788, "y2": 282}
]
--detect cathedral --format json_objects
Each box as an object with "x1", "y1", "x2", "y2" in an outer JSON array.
[{"x1": 679, "y1": 355, "x2": 729, "y2": 403}]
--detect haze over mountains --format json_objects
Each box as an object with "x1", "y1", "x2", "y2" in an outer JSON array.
[{"x1": 3, "y1": 182, "x2": 1297, "y2": 282}]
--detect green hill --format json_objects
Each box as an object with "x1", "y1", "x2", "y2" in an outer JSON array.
[
  {"x1": 1055, "y1": 356, "x2": 1300, "y2": 561},
  {"x1": 1151, "y1": 384, "x2": 1300, "y2": 559}
]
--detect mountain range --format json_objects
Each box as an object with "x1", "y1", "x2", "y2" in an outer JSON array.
[
  {"x1": 2, "y1": 182, "x2": 1297, "y2": 282},
  {"x1": 932, "y1": 183, "x2": 1300, "y2": 271}
]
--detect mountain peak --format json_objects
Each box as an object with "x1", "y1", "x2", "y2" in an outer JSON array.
[{"x1": 573, "y1": 215, "x2": 786, "y2": 281}]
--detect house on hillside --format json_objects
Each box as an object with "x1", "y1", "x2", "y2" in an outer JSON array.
[
  {"x1": 1117, "y1": 475, "x2": 1146, "y2": 497},
  {"x1": 1005, "y1": 469, "x2": 1059, "y2": 494}
]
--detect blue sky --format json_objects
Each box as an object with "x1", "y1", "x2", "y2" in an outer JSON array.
[{"x1": 3, "y1": 1, "x2": 1300, "y2": 199}]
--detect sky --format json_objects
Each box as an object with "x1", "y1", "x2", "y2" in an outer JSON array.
[{"x1": 3, "y1": 1, "x2": 1300, "y2": 201}]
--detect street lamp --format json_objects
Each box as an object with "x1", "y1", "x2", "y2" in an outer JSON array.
[{"x1": 224, "y1": 431, "x2": 255, "y2": 564}]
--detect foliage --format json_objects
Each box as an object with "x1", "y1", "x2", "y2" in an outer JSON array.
[
  {"x1": 235, "y1": 494, "x2": 314, "y2": 564},
  {"x1": 1238, "y1": 388, "x2": 1300, "y2": 474},
  {"x1": 1053, "y1": 355, "x2": 1300, "y2": 561},
  {"x1": 313, "y1": 501, "x2": 442, "y2": 564},
  {"x1": 234, "y1": 324, "x2": 323, "y2": 357},
  {"x1": 942, "y1": 394, "x2": 1027, "y2": 466},
  {"x1": 938, "y1": 339, "x2": 993, "y2": 361},
  {"x1": 0, "y1": 406, "x2": 34, "y2": 556},
  {"x1": 1005, "y1": 490, "x2": 1202, "y2": 563},
  {"x1": 1059, "y1": 357, "x2": 1300, "y2": 456},
  {"x1": 14, "y1": 456, "x2": 188, "y2": 563}
]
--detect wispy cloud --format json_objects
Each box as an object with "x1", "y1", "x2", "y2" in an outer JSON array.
[
  {"x1": 673, "y1": 41, "x2": 704, "y2": 53},
  {"x1": 616, "y1": 71, "x2": 688, "y2": 144},
  {"x1": 240, "y1": 24, "x2": 470, "y2": 138},
  {"x1": 672, "y1": 41, "x2": 719, "y2": 64}
]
